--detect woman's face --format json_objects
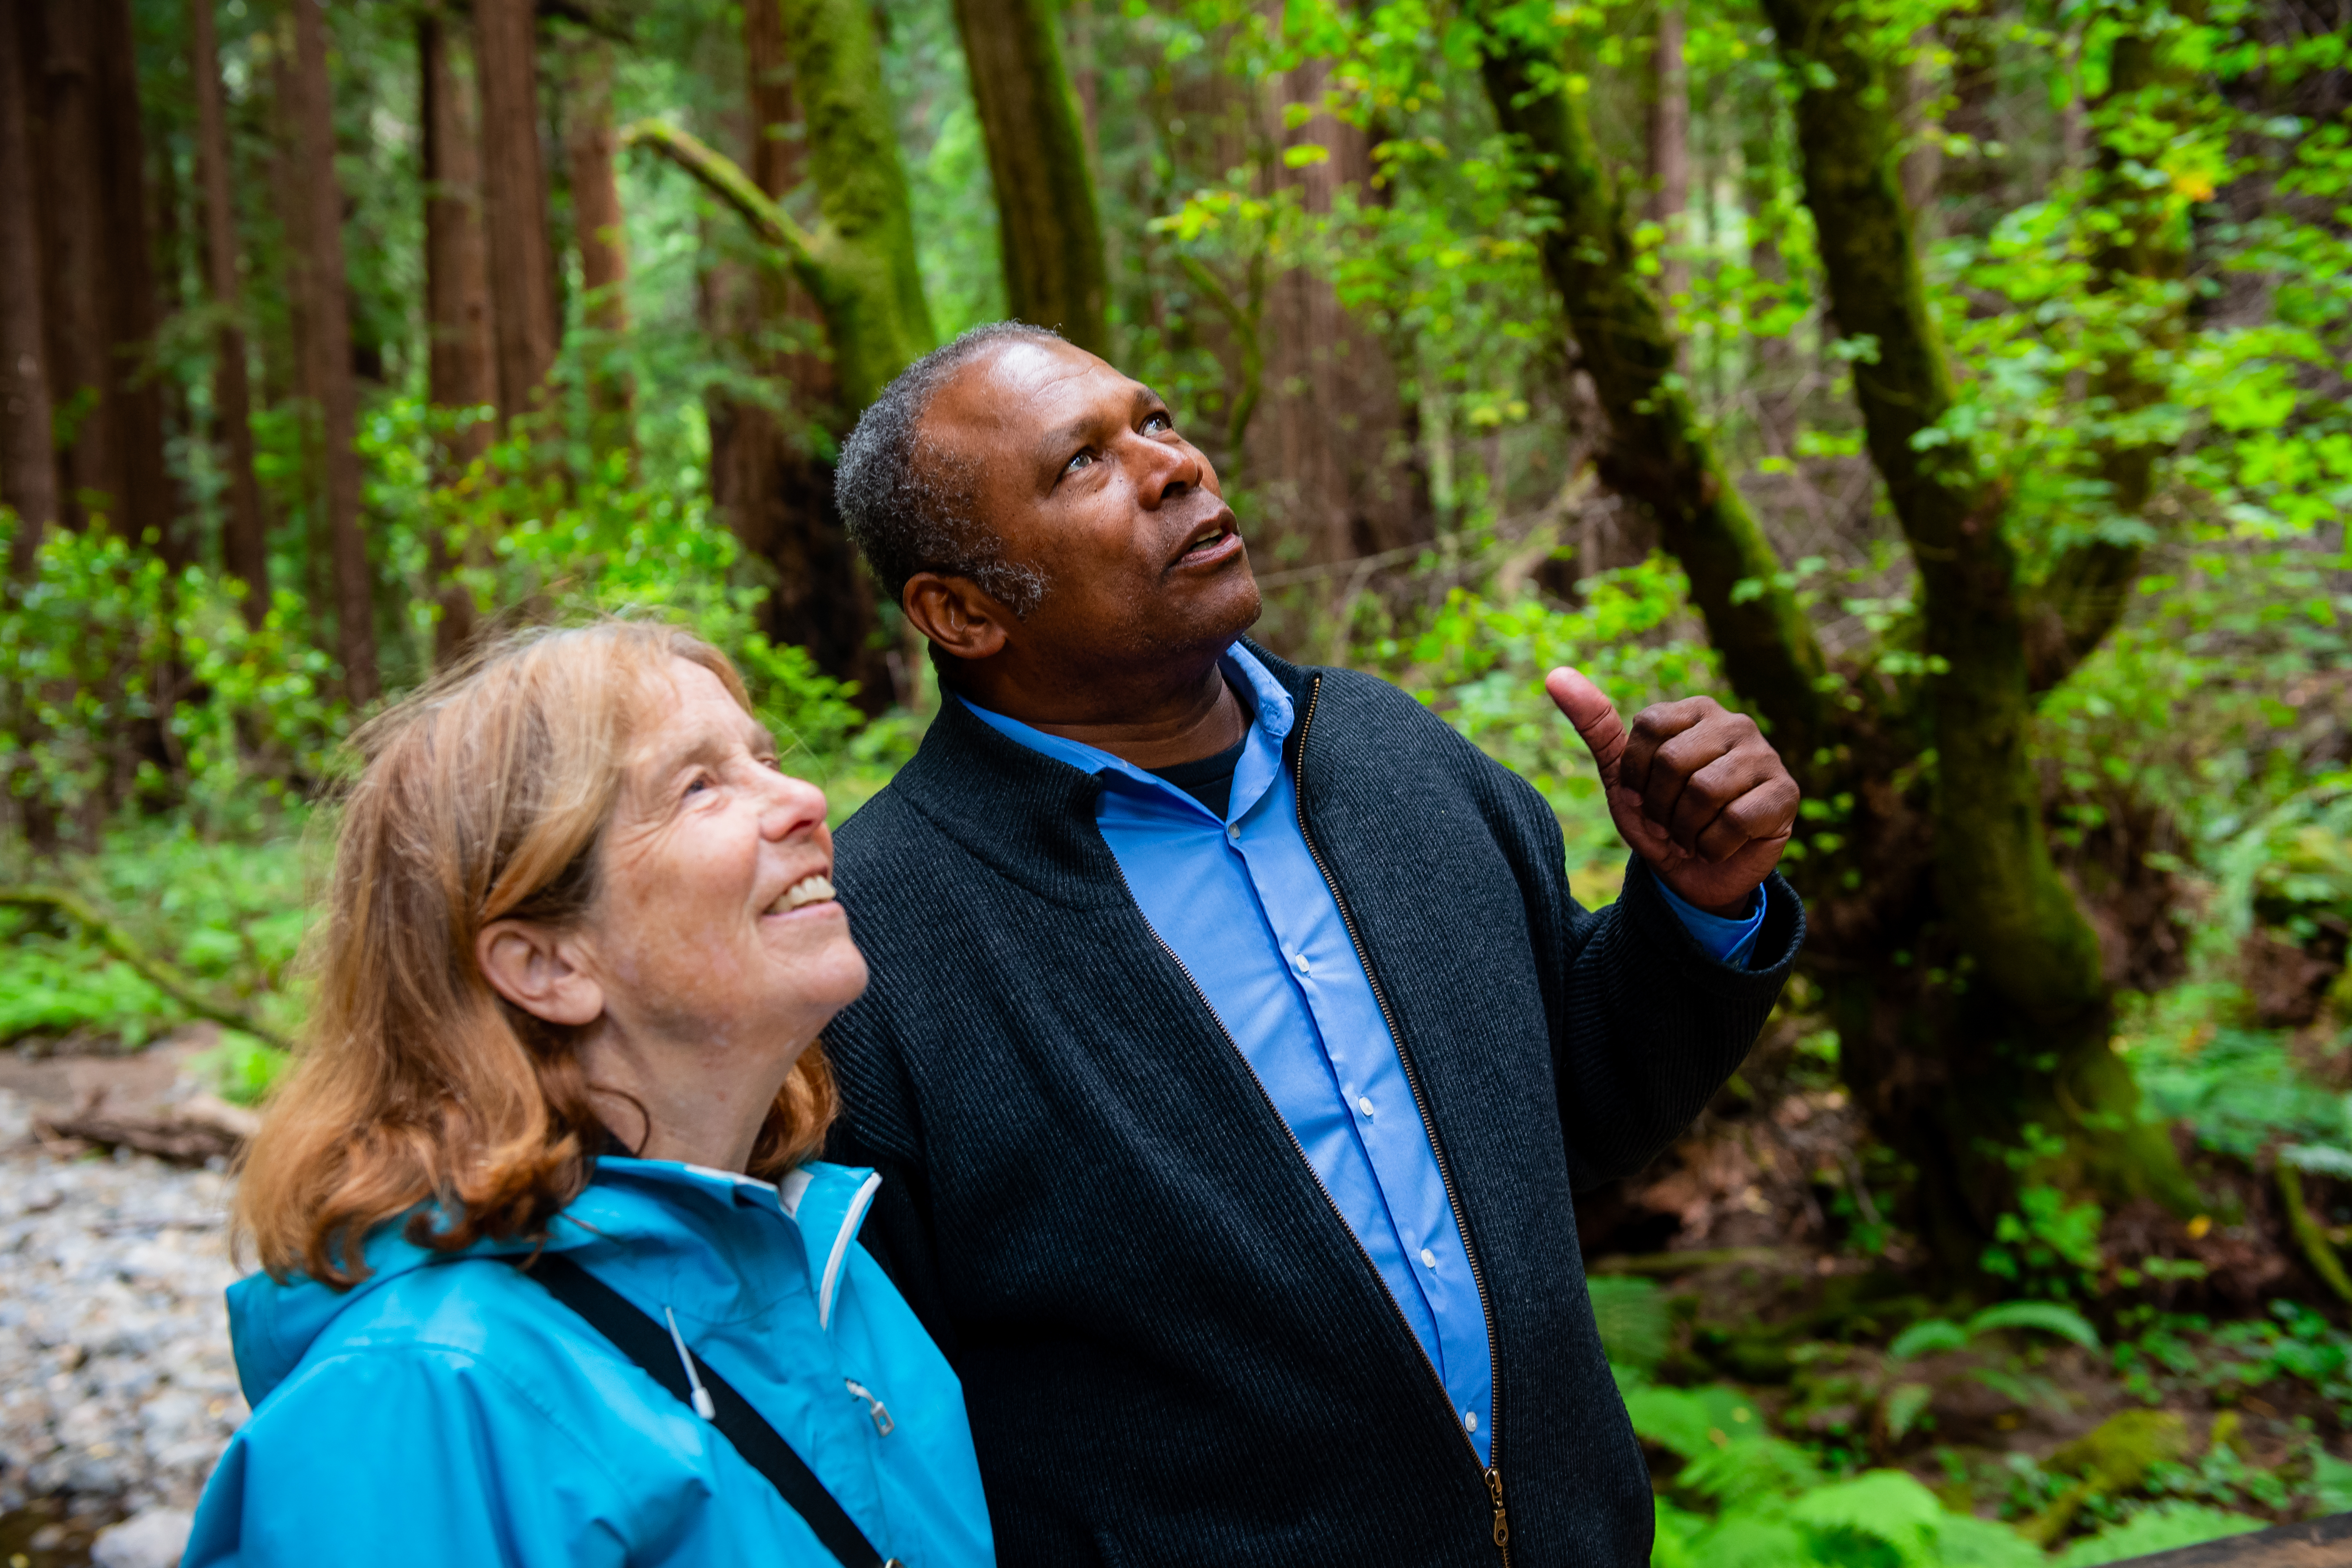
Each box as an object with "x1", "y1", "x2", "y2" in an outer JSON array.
[{"x1": 577, "y1": 657, "x2": 868, "y2": 1061}]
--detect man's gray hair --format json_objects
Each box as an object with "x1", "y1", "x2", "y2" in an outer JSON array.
[{"x1": 835, "y1": 322, "x2": 1064, "y2": 618}]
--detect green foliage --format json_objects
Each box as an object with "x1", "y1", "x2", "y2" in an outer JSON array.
[
  {"x1": 1887, "y1": 1302, "x2": 2101, "y2": 1363},
  {"x1": 2048, "y1": 1503, "x2": 2265, "y2": 1567},
  {"x1": 1588, "y1": 1276, "x2": 1674, "y2": 1375}
]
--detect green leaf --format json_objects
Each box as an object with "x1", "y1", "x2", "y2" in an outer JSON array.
[
  {"x1": 1281, "y1": 143, "x2": 1332, "y2": 168},
  {"x1": 1964, "y1": 1300, "x2": 2101, "y2": 1351},
  {"x1": 1888, "y1": 1319, "x2": 1970, "y2": 1361},
  {"x1": 2051, "y1": 1503, "x2": 2267, "y2": 1567},
  {"x1": 1880, "y1": 1381, "x2": 1934, "y2": 1442},
  {"x1": 1587, "y1": 1275, "x2": 1671, "y2": 1374}
]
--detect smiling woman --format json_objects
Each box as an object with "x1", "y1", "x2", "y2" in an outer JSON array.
[{"x1": 184, "y1": 619, "x2": 994, "y2": 1567}]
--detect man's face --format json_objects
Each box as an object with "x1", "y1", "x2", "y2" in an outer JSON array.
[{"x1": 920, "y1": 338, "x2": 1262, "y2": 681}]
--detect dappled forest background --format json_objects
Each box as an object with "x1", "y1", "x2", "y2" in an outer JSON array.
[{"x1": 4, "y1": 0, "x2": 2352, "y2": 1554}]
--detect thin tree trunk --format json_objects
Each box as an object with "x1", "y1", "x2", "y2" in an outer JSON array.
[
  {"x1": 191, "y1": 0, "x2": 270, "y2": 621},
  {"x1": 421, "y1": 7, "x2": 497, "y2": 666},
  {"x1": 33, "y1": 0, "x2": 122, "y2": 533},
  {"x1": 0, "y1": 4, "x2": 59, "y2": 569},
  {"x1": 947, "y1": 0, "x2": 1109, "y2": 354},
  {"x1": 93, "y1": 0, "x2": 177, "y2": 564},
  {"x1": 1473, "y1": 10, "x2": 1829, "y2": 759},
  {"x1": 1648, "y1": 4, "x2": 1689, "y2": 312},
  {"x1": 285, "y1": 0, "x2": 377, "y2": 704},
  {"x1": 563, "y1": 36, "x2": 634, "y2": 454},
  {"x1": 474, "y1": 0, "x2": 558, "y2": 423}
]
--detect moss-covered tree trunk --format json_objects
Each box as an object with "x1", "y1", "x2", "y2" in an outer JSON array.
[
  {"x1": 1753, "y1": 0, "x2": 2197, "y2": 1236},
  {"x1": 1474, "y1": 0, "x2": 2200, "y2": 1266},
  {"x1": 950, "y1": 0, "x2": 1111, "y2": 355},
  {"x1": 628, "y1": 0, "x2": 932, "y2": 412}
]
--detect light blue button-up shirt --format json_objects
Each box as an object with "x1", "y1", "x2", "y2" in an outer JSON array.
[{"x1": 961, "y1": 645, "x2": 1764, "y2": 1465}]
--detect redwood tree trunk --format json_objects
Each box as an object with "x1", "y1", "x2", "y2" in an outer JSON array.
[
  {"x1": 191, "y1": 0, "x2": 270, "y2": 620},
  {"x1": 421, "y1": 8, "x2": 497, "y2": 665},
  {"x1": 563, "y1": 37, "x2": 635, "y2": 454},
  {"x1": 726, "y1": 0, "x2": 891, "y2": 710},
  {"x1": 285, "y1": 0, "x2": 378, "y2": 703},
  {"x1": 0, "y1": 4, "x2": 58, "y2": 569},
  {"x1": 33, "y1": 0, "x2": 123, "y2": 533},
  {"x1": 949, "y1": 0, "x2": 1110, "y2": 353},
  {"x1": 92, "y1": 0, "x2": 176, "y2": 564},
  {"x1": 474, "y1": 0, "x2": 558, "y2": 423}
]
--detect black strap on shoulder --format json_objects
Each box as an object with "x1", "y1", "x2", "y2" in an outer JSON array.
[{"x1": 504, "y1": 1252, "x2": 893, "y2": 1568}]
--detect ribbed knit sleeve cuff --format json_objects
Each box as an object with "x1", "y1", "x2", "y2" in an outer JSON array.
[{"x1": 1616, "y1": 856, "x2": 1804, "y2": 989}]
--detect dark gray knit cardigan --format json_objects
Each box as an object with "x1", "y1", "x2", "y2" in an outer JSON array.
[{"x1": 823, "y1": 641, "x2": 1802, "y2": 1567}]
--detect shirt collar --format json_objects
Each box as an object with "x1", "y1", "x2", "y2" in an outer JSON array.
[{"x1": 955, "y1": 643, "x2": 1294, "y2": 824}]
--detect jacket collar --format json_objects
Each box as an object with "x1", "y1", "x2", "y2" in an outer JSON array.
[{"x1": 877, "y1": 638, "x2": 1317, "y2": 910}]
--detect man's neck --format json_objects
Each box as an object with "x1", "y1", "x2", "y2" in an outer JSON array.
[{"x1": 958, "y1": 657, "x2": 1249, "y2": 771}]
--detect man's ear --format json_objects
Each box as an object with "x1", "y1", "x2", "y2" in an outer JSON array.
[
  {"x1": 477, "y1": 921, "x2": 605, "y2": 1028},
  {"x1": 902, "y1": 572, "x2": 1015, "y2": 661}
]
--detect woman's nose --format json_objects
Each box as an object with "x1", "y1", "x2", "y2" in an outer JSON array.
[{"x1": 758, "y1": 770, "x2": 829, "y2": 840}]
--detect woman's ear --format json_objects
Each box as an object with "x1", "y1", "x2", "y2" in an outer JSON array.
[{"x1": 477, "y1": 921, "x2": 604, "y2": 1027}]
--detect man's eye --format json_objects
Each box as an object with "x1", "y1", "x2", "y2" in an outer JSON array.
[
  {"x1": 684, "y1": 774, "x2": 712, "y2": 797},
  {"x1": 1144, "y1": 411, "x2": 1173, "y2": 434},
  {"x1": 1064, "y1": 449, "x2": 1095, "y2": 476}
]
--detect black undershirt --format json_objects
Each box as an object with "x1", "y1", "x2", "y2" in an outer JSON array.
[{"x1": 1145, "y1": 732, "x2": 1247, "y2": 820}]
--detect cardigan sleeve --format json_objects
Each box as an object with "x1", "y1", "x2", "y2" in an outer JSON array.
[{"x1": 1475, "y1": 745, "x2": 1803, "y2": 1189}]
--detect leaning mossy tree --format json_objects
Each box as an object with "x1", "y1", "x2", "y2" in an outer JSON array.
[
  {"x1": 624, "y1": 0, "x2": 936, "y2": 411},
  {"x1": 1470, "y1": 0, "x2": 2209, "y2": 1269}
]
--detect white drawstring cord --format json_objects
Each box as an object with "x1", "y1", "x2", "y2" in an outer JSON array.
[{"x1": 663, "y1": 1306, "x2": 717, "y2": 1420}]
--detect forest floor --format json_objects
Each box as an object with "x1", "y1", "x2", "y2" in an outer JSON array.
[{"x1": 1, "y1": 1018, "x2": 2348, "y2": 1566}]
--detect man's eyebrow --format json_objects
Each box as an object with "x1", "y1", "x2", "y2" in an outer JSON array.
[{"x1": 1036, "y1": 384, "x2": 1164, "y2": 458}]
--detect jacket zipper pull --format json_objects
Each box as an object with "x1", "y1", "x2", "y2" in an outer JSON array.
[
  {"x1": 1484, "y1": 1467, "x2": 1510, "y2": 1560},
  {"x1": 845, "y1": 1378, "x2": 895, "y2": 1437}
]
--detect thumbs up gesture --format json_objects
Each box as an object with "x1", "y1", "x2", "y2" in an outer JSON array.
[{"x1": 1545, "y1": 668, "x2": 1799, "y2": 916}]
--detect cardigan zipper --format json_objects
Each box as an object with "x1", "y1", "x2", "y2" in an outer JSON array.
[
  {"x1": 1293, "y1": 673, "x2": 1512, "y2": 1565},
  {"x1": 1102, "y1": 852, "x2": 1510, "y2": 1563}
]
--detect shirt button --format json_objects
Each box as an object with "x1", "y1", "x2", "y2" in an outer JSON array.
[
  {"x1": 1293, "y1": 952, "x2": 1312, "y2": 976},
  {"x1": 1464, "y1": 1411, "x2": 1479, "y2": 1433},
  {"x1": 1357, "y1": 1096, "x2": 1375, "y2": 1118},
  {"x1": 1420, "y1": 1248, "x2": 1438, "y2": 1269}
]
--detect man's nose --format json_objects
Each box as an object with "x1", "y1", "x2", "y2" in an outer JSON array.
[{"x1": 1129, "y1": 434, "x2": 1203, "y2": 510}]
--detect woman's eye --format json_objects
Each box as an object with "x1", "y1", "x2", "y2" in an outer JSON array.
[{"x1": 684, "y1": 774, "x2": 712, "y2": 798}]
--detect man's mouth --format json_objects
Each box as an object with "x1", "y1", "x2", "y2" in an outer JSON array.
[
  {"x1": 765, "y1": 874, "x2": 836, "y2": 915},
  {"x1": 1171, "y1": 512, "x2": 1242, "y2": 567}
]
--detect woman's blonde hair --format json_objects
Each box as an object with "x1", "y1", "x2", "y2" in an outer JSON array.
[{"x1": 236, "y1": 620, "x2": 838, "y2": 1287}]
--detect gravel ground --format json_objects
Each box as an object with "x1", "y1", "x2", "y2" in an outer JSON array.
[{"x1": 0, "y1": 1084, "x2": 244, "y2": 1568}]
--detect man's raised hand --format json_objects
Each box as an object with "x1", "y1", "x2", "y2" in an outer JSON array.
[{"x1": 1543, "y1": 667, "x2": 1799, "y2": 917}]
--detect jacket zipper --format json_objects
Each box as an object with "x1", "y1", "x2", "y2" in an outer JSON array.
[{"x1": 1292, "y1": 673, "x2": 1511, "y2": 1564}]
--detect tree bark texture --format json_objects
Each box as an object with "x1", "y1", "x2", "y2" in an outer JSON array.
[
  {"x1": 0, "y1": 4, "x2": 58, "y2": 569},
  {"x1": 708, "y1": 0, "x2": 891, "y2": 710},
  {"x1": 1754, "y1": 0, "x2": 2196, "y2": 1229},
  {"x1": 1647, "y1": 4, "x2": 1690, "y2": 311},
  {"x1": 1474, "y1": 11, "x2": 1829, "y2": 763},
  {"x1": 191, "y1": 0, "x2": 271, "y2": 621},
  {"x1": 284, "y1": 0, "x2": 378, "y2": 703},
  {"x1": 474, "y1": 0, "x2": 559, "y2": 422},
  {"x1": 30, "y1": 0, "x2": 122, "y2": 535},
  {"x1": 1248, "y1": 56, "x2": 1434, "y2": 595},
  {"x1": 92, "y1": 0, "x2": 178, "y2": 565},
  {"x1": 421, "y1": 8, "x2": 497, "y2": 666},
  {"x1": 563, "y1": 36, "x2": 635, "y2": 450},
  {"x1": 949, "y1": 0, "x2": 1111, "y2": 355}
]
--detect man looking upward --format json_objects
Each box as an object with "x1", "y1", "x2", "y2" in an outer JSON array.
[{"x1": 824, "y1": 324, "x2": 1804, "y2": 1567}]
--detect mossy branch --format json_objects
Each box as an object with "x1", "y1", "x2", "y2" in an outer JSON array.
[
  {"x1": 2278, "y1": 1162, "x2": 2352, "y2": 1305},
  {"x1": 619, "y1": 120, "x2": 822, "y2": 286},
  {"x1": 1175, "y1": 253, "x2": 1265, "y2": 467},
  {"x1": 0, "y1": 884, "x2": 292, "y2": 1051}
]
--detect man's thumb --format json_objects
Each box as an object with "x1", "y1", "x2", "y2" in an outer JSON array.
[{"x1": 1545, "y1": 666, "x2": 1627, "y2": 785}]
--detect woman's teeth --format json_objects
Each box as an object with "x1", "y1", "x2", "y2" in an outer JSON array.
[{"x1": 770, "y1": 874, "x2": 836, "y2": 914}]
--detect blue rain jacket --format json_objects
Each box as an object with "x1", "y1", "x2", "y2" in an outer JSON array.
[{"x1": 185, "y1": 1157, "x2": 994, "y2": 1567}]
